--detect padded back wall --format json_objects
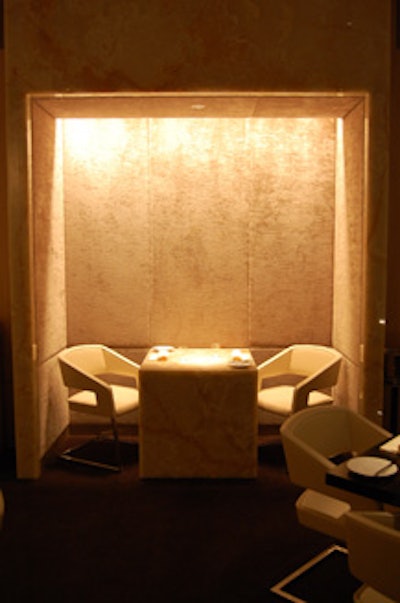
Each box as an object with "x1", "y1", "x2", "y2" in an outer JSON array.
[
  {"x1": 32, "y1": 105, "x2": 69, "y2": 453},
  {"x1": 333, "y1": 103, "x2": 365, "y2": 411},
  {"x1": 63, "y1": 117, "x2": 335, "y2": 348}
]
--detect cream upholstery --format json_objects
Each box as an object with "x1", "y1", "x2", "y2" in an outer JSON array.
[
  {"x1": 346, "y1": 511, "x2": 400, "y2": 603},
  {"x1": 295, "y1": 489, "x2": 350, "y2": 541},
  {"x1": 257, "y1": 344, "x2": 342, "y2": 421},
  {"x1": 58, "y1": 344, "x2": 140, "y2": 470}
]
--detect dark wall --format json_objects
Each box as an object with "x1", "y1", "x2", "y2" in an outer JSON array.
[
  {"x1": 0, "y1": 1, "x2": 15, "y2": 459},
  {"x1": 386, "y1": 0, "x2": 400, "y2": 349}
]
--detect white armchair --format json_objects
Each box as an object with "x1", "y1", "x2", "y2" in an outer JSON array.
[
  {"x1": 58, "y1": 344, "x2": 140, "y2": 471},
  {"x1": 271, "y1": 406, "x2": 391, "y2": 601},
  {"x1": 257, "y1": 344, "x2": 342, "y2": 422}
]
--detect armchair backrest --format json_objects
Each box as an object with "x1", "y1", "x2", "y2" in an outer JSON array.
[
  {"x1": 59, "y1": 345, "x2": 108, "y2": 378},
  {"x1": 58, "y1": 345, "x2": 139, "y2": 383},
  {"x1": 288, "y1": 345, "x2": 342, "y2": 379},
  {"x1": 258, "y1": 344, "x2": 342, "y2": 387}
]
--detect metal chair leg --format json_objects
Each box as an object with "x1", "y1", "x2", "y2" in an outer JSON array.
[
  {"x1": 110, "y1": 416, "x2": 122, "y2": 470},
  {"x1": 270, "y1": 545, "x2": 350, "y2": 603},
  {"x1": 58, "y1": 419, "x2": 123, "y2": 472}
]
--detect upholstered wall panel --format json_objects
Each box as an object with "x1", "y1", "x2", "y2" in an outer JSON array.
[
  {"x1": 32, "y1": 105, "x2": 69, "y2": 453},
  {"x1": 63, "y1": 119, "x2": 151, "y2": 346},
  {"x1": 149, "y1": 118, "x2": 249, "y2": 346},
  {"x1": 33, "y1": 106, "x2": 67, "y2": 363},
  {"x1": 249, "y1": 118, "x2": 335, "y2": 345},
  {"x1": 333, "y1": 103, "x2": 365, "y2": 410},
  {"x1": 62, "y1": 117, "x2": 334, "y2": 348}
]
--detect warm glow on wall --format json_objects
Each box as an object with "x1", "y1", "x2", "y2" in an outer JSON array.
[
  {"x1": 151, "y1": 118, "x2": 199, "y2": 155},
  {"x1": 60, "y1": 118, "x2": 137, "y2": 165},
  {"x1": 59, "y1": 115, "x2": 336, "y2": 347},
  {"x1": 61, "y1": 115, "x2": 333, "y2": 175}
]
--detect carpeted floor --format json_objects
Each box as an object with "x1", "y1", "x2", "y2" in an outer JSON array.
[{"x1": 0, "y1": 430, "x2": 360, "y2": 602}]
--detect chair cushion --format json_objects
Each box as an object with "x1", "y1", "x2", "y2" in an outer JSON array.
[
  {"x1": 111, "y1": 385, "x2": 139, "y2": 414},
  {"x1": 296, "y1": 489, "x2": 350, "y2": 541},
  {"x1": 68, "y1": 385, "x2": 139, "y2": 416},
  {"x1": 258, "y1": 385, "x2": 333, "y2": 416}
]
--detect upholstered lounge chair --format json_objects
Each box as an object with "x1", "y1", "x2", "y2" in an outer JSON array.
[{"x1": 58, "y1": 344, "x2": 140, "y2": 471}]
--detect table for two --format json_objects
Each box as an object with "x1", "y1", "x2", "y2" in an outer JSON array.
[{"x1": 139, "y1": 347, "x2": 258, "y2": 479}]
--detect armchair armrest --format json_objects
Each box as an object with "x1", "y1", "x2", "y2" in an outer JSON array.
[
  {"x1": 257, "y1": 349, "x2": 292, "y2": 387},
  {"x1": 103, "y1": 348, "x2": 140, "y2": 381},
  {"x1": 292, "y1": 358, "x2": 342, "y2": 412},
  {"x1": 59, "y1": 360, "x2": 114, "y2": 414}
]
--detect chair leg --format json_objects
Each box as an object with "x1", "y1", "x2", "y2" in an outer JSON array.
[
  {"x1": 270, "y1": 544, "x2": 350, "y2": 603},
  {"x1": 110, "y1": 416, "x2": 122, "y2": 470},
  {"x1": 58, "y1": 419, "x2": 123, "y2": 472}
]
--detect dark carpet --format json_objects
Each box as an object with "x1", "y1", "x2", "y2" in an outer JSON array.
[{"x1": 0, "y1": 430, "x2": 360, "y2": 603}]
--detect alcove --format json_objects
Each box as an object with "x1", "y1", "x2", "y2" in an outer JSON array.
[{"x1": 27, "y1": 92, "x2": 367, "y2": 456}]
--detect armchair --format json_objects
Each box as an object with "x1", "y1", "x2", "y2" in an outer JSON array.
[
  {"x1": 58, "y1": 344, "x2": 140, "y2": 471},
  {"x1": 271, "y1": 406, "x2": 391, "y2": 601},
  {"x1": 258, "y1": 344, "x2": 342, "y2": 422}
]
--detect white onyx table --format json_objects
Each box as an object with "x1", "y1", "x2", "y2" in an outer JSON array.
[{"x1": 139, "y1": 347, "x2": 258, "y2": 478}]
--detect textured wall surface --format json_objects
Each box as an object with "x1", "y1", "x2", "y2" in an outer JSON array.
[
  {"x1": 333, "y1": 103, "x2": 366, "y2": 410},
  {"x1": 63, "y1": 117, "x2": 335, "y2": 348},
  {"x1": 32, "y1": 104, "x2": 69, "y2": 452}
]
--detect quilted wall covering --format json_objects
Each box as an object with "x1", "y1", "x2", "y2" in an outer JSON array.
[{"x1": 63, "y1": 117, "x2": 335, "y2": 348}]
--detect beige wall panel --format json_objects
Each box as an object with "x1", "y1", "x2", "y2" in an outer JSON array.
[
  {"x1": 32, "y1": 105, "x2": 69, "y2": 454},
  {"x1": 63, "y1": 117, "x2": 336, "y2": 348},
  {"x1": 63, "y1": 119, "x2": 151, "y2": 346},
  {"x1": 32, "y1": 105, "x2": 67, "y2": 363},
  {"x1": 335, "y1": 357, "x2": 361, "y2": 414},
  {"x1": 333, "y1": 105, "x2": 365, "y2": 365},
  {"x1": 38, "y1": 357, "x2": 69, "y2": 455},
  {"x1": 149, "y1": 118, "x2": 249, "y2": 346},
  {"x1": 250, "y1": 119, "x2": 335, "y2": 346}
]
